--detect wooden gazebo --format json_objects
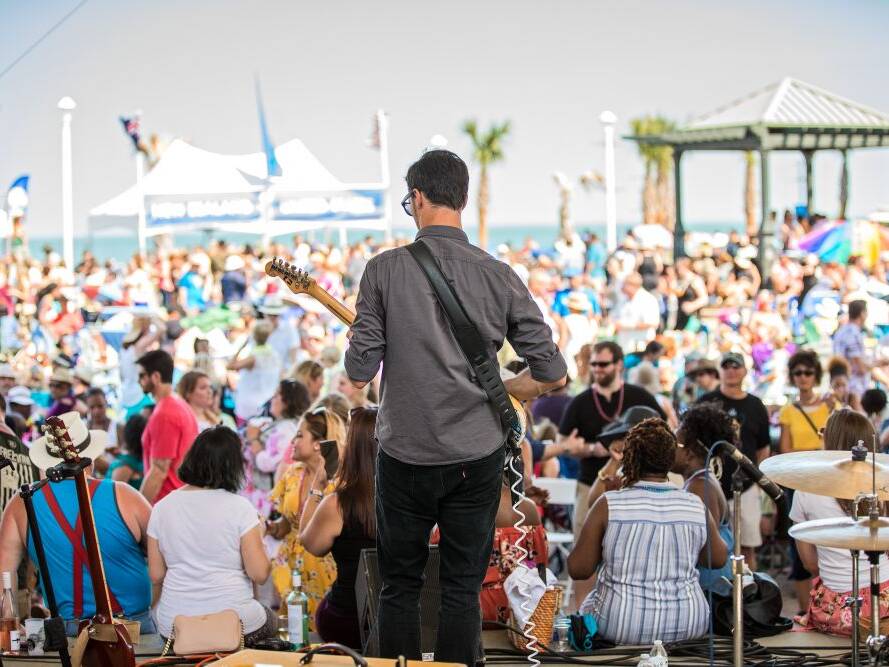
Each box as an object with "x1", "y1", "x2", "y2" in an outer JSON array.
[{"x1": 628, "y1": 77, "x2": 889, "y2": 275}]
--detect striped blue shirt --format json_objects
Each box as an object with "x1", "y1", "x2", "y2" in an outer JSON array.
[{"x1": 580, "y1": 481, "x2": 709, "y2": 645}]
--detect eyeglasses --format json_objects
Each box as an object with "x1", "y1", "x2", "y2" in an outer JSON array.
[
  {"x1": 400, "y1": 191, "x2": 414, "y2": 217},
  {"x1": 791, "y1": 369, "x2": 816, "y2": 378},
  {"x1": 590, "y1": 360, "x2": 615, "y2": 368}
]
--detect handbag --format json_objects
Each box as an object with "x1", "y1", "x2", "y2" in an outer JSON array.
[{"x1": 160, "y1": 609, "x2": 244, "y2": 656}]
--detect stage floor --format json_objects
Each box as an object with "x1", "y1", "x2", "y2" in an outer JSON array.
[{"x1": 0, "y1": 629, "x2": 858, "y2": 666}]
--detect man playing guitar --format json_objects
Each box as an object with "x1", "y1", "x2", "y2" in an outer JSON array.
[{"x1": 344, "y1": 150, "x2": 567, "y2": 666}]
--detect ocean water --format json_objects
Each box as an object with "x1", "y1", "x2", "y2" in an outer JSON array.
[{"x1": 29, "y1": 221, "x2": 742, "y2": 263}]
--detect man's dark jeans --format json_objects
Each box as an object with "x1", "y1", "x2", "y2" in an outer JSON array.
[{"x1": 375, "y1": 446, "x2": 504, "y2": 666}]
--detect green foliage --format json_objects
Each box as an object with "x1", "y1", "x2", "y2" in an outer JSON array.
[
  {"x1": 461, "y1": 119, "x2": 511, "y2": 166},
  {"x1": 630, "y1": 115, "x2": 676, "y2": 174}
]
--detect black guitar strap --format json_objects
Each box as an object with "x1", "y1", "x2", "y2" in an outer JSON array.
[{"x1": 406, "y1": 240, "x2": 523, "y2": 443}]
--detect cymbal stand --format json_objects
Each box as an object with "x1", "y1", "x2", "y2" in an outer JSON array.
[
  {"x1": 731, "y1": 468, "x2": 745, "y2": 667},
  {"x1": 849, "y1": 492, "x2": 874, "y2": 667}
]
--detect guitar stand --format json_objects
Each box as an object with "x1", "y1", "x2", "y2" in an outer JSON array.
[{"x1": 17, "y1": 459, "x2": 88, "y2": 667}]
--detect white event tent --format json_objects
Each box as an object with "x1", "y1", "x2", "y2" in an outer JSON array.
[{"x1": 89, "y1": 118, "x2": 390, "y2": 251}]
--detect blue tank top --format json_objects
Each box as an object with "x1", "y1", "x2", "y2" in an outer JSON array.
[{"x1": 26, "y1": 478, "x2": 151, "y2": 620}]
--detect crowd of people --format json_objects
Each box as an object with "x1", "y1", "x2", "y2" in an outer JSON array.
[{"x1": 1, "y1": 181, "x2": 889, "y2": 654}]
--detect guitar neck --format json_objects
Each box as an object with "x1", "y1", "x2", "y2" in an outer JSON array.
[
  {"x1": 73, "y1": 471, "x2": 115, "y2": 620},
  {"x1": 307, "y1": 284, "x2": 355, "y2": 327}
]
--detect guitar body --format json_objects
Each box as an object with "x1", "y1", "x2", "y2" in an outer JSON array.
[
  {"x1": 78, "y1": 617, "x2": 136, "y2": 666},
  {"x1": 42, "y1": 416, "x2": 136, "y2": 667}
]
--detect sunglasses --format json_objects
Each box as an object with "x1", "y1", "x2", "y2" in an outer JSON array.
[
  {"x1": 48, "y1": 382, "x2": 69, "y2": 389},
  {"x1": 791, "y1": 369, "x2": 815, "y2": 378},
  {"x1": 350, "y1": 406, "x2": 379, "y2": 417},
  {"x1": 590, "y1": 360, "x2": 615, "y2": 368},
  {"x1": 310, "y1": 405, "x2": 327, "y2": 416},
  {"x1": 401, "y1": 191, "x2": 414, "y2": 217},
  {"x1": 721, "y1": 362, "x2": 743, "y2": 370}
]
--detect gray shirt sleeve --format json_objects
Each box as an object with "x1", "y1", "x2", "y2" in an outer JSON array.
[
  {"x1": 344, "y1": 258, "x2": 386, "y2": 383},
  {"x1": 504, "y1": 266, "x2": 567, "y2": 383}
]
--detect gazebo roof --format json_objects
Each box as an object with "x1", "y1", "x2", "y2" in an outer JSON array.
[{"x1": 627, "y1": 77, "x2": 889, "y2": 151}]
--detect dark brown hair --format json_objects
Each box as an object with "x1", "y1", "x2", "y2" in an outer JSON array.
[
  {"x1": 621, "y1": 418, "x2": 675, "y2": 488},
  {"x1": 336, "y1": 407, "x2": 378, "y2": 537},
  {"x1": 787, "y1": 349, "x2": 823, "y2": 384}
]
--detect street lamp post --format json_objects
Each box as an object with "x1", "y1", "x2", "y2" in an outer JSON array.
[
  {"x1": 58, "y1": 96, "x2": 76, "y2": 270},
  {"x1": 599, "y1": 110, "x2": 618, "y2": 253}
]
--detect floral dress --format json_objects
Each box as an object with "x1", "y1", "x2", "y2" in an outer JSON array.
[{"x1": 269, "y1": 463, "x2": 337, "y2": 629}]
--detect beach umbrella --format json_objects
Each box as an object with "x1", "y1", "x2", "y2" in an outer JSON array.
[
  {"x1": 797, "y1": 219, "x2": 887, "y2": 267},
  {"x1": 631, "y1": 223, "x2": 673, "y2": 249}
]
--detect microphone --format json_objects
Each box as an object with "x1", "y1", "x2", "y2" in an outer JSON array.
[{"x1": 713, "y1": 440, "x2": 784, "y2": 502}]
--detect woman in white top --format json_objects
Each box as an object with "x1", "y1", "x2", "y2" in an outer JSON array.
[
  {"x1": 228, "y1": 321, "x2": 282, "y2": 422},
  {"x1": 176, "y1": 370, "x2": 236, "y2": 432},
  {"x1": 147, "y1": 426, "x2": 275, "y2": 643},
  {"x1": 790, "y1": 409, "x2": 889, "y2": 636}
]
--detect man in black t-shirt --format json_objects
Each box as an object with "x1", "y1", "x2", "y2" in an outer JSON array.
[
  {"x1": 698, "y1": 351, "x2": 771, "y2": 569},
  {"x1": 558, "y1": 341, "x2": 664, "y2": 607}
]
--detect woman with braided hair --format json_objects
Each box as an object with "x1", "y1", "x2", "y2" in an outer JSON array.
[
  {"x1": 673, "y1": 402, "x2": 737, "y2": 595},
  {"x1": 568, "y1": 418, "x2": 728, "y2": 645}
]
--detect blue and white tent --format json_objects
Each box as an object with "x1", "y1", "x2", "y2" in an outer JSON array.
[{"x1": 89, "y1": 136, "x2": 389, "y2": 243}]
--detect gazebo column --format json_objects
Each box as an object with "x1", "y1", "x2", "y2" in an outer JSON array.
[
  {"x1": 757, "y1": 148, "x2": 774, "y2": 278},
  {"x1": 673, "y1": 149, "x2": 684, "y2": 258},
  {"x1": 802, "y1": 149, "x2": 815, "y2": 218},
  {"x1": 839, "y1": 149, "x2": 849, "y2": 220}
]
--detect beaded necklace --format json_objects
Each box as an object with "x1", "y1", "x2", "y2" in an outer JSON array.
[{"x1": 592, "y1": 383, "x2": 625, "y2": 422}]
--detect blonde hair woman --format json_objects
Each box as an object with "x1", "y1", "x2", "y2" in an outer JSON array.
[{"x1": 267, "y1": 407, "x2": 346, "y2": 629}]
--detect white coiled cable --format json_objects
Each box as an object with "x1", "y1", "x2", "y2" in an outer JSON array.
[{"x1": 508, "y1": 453, "x2": 541, "y2": 667}]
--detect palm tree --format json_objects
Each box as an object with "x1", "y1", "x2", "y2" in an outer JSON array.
[
  {"x1": 462, "y1": 119, "x2": 510, "y2": 250},
  {"x1": 744, "y1": 151, "x2": 757, "y2": 238},
  {"x1": 630, "y1": 115, "x2": 676, "y2": 228}
]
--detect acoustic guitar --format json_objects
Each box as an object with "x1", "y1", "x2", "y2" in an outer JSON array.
[
  {"x1": 41, "y1": 416, "x2": 136, "y2": 667},
  {"x1": 263, "y1": 257, "x2": 527, "y2": 443}
]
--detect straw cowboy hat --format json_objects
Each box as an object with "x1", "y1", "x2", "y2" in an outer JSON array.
[
  {"x1": 29, "y1": 411, "x2": 109, "y2": 470},
  {"x1": 49, "y1": 367, "x2": 75, "y2": 386},
  {"x1": 565, "y1": 291, "x2": 592, "y2": 313}
]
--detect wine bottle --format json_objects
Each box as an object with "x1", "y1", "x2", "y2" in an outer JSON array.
[
  {"x1": 285, "y1": 570, "x2": 309, "y2": 649},
  {"x1": 0, "y1": 571, "x2": 20, "y2": 652}
]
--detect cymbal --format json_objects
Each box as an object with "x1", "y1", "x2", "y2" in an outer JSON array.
[
  {"x1": 760, "y1": 450, "x2": 889, "y2": 500},
  {"x1": 790, "y1": 516, "x2": 889, "y2": 551}
]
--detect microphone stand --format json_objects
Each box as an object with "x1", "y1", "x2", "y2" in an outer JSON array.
[
  {"x1": 730, "y1": 467, "x2": 745, "y2": 667},
  {"x1": 17, "y1": 460, "x2": 88, "y2": 667}
]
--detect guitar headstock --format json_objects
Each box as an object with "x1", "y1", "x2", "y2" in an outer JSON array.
[
  {"x1": 264, "y1": 257, "x2": 314, "y2": 295},
  {"x1": 42, "y1": 415, "x2": 80, "y2": 463}
]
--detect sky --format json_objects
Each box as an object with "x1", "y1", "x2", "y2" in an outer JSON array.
[{"x1": 1, "y1": 0, "x2": 888, "y2": 239}]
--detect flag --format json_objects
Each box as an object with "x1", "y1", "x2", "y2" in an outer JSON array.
[
  {"x1": 367, "y1": 111, "x2": 381, "y2": 150},
  {"x1": 6, "y1": 175, "x2": 29, "y2": 215},
  {"x1": 255, "y1": 77, "x2": 281, "y2": 178},
  {"x1": 120, "y1": 115, "x2": 143, "y2": 152}
]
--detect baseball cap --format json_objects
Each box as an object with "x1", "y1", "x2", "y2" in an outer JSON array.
[
  {"x1": 0, "y1": 363, "x2": 15, "y2": 380},
  {"x1": 8, "y1": 385, "x2": 34, "y2": 406},
  {"x1": 720, "y1": 352, "x2": 746, "y2": 368}
]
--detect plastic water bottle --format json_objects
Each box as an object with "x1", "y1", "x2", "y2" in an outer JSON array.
[
  {"x1": 636, "y1": 653, "x2": 652, "y2": 666},
  {"x1": 650, "y1": 639, "x2": 668, "y2": 666}
]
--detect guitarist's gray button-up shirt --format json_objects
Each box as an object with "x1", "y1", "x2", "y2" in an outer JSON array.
[{"x1": 345, "y1": 225, "x2": 567, "y2": 465}]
